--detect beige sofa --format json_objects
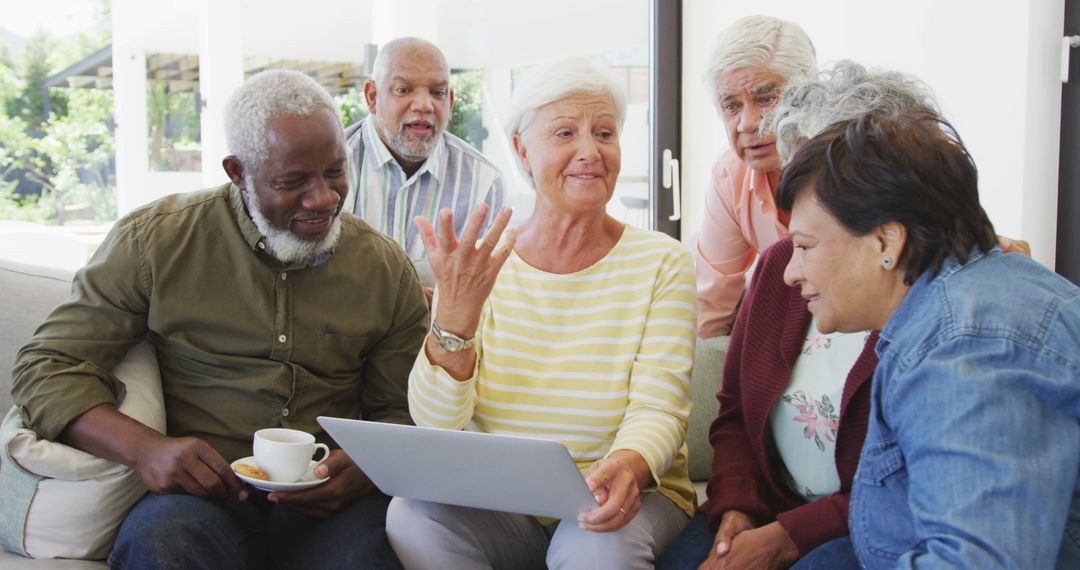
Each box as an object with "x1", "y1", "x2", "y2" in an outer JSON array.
[
  {"x1": 0, "y1": 256, "x2": 727, "y2": 567},
  {"x1": 0, "y1": 260, "x2": 106, "y2": 569}
]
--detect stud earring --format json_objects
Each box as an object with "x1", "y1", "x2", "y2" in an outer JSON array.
[{"x1": 882, "y1": 257, "x2": 893, "y2": 268}]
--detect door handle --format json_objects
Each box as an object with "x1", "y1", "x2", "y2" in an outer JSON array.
[
  {"x1": 662, "y1": 148, "x2": 681, "y2": 221},
  {"x1": 1063, "y1": 35, "x2": 1080, "y2": 83}
]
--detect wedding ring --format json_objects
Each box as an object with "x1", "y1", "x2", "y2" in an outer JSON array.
[{"x1": 619, "y1": 508, "x2": 627, "y2": 516}]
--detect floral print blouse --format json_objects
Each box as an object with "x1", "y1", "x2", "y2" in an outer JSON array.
[{"x1": 768, "y1": 318, "x2": 869, "y2": 499}]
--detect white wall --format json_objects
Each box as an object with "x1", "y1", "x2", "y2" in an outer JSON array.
[{"x1": 681, "y1": 0, "x2": 1066, "y2": 268}]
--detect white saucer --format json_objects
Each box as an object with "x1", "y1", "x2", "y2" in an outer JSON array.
[{"x1": 230, "y1": 456, "x2": 329, "y2": 492}]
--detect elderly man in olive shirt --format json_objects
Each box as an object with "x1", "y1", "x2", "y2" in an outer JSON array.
[{"x1": 11, "y1": 70, "x2": 427, "y2": 568}]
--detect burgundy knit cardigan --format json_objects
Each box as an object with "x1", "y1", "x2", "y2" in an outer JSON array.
[{"x1": 700, "y1": 237, "x2": 880, "y2": 555}]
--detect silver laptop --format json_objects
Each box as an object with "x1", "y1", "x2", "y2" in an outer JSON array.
[{"x1": 317, "y1": 416, "x2": 597, "y2": 519}]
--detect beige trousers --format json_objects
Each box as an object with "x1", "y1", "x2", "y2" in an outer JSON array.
[{"x1": 386, "y1": 492, "x2": 689, "y2": 570}]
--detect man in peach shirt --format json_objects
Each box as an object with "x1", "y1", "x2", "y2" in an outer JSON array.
[
  {"x1": 694, "y1": 18, "x2": 1032, "y2": 339},
  {"x1": 695, "y1": 15, "x2": 816, "y2": 338}
]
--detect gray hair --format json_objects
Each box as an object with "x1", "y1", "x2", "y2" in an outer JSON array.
[
  {"x1": 703, "y1": 15, "x2": 816, "y2": 109},
  {"x1": 504, "y1": 58, "x2": 628, "y2": 183},
  {"x1": 224, "y1": 69, "x2": 341, "y2": 171},
  {"x1": 772, "y1": 60, "x2": 941, "y2": 163},
  {"x1": 370, "y1": 37, "x2": 447, "y2": 85}
]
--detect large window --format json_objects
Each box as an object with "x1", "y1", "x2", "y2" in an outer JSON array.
[
  {"x1": 1, "y1": 0, "x2": 684, "y2": 271},
  {"x1": 147, "y1": 54, "x2": 201, "y2": 172}
]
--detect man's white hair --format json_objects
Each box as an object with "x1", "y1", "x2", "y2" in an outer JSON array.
[
  {"x1": 771, "y1": 60, "x2": 941, "y2": 163},
  {"x1": 224, "y1": 69, "x2": 342, "y2": 171},
  {"x1": 370, "y1": 37, "x2": 447, "y2": 86},
  {"x1": 703, "y1": 15, "x2": 816, "y2": 110},
  {"x1": 503, "y1": 58, "x2": 627, "y2": 185}
]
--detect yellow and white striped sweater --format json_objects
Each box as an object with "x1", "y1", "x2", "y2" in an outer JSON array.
[{"x1": 409, "y1": 225, "x2": 698, "y2": 516}]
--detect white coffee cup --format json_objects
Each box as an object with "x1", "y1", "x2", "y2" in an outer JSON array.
[{"x1": 253, "y1": 428, "x2": 330, "y2": 483}]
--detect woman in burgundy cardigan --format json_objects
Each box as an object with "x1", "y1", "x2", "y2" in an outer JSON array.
[
  {"x1": 660, "y1": 61, "x2": 1035, "y2": 568},
  {"x1": 659, "y1": 237, "x2": 878, "y2": 569},
  {"x1": 708, "y1": 237, "x2": 877, "y2": 564},
  {"x1": 658, "y1": 61, "x2": 962, "y2": 570}
]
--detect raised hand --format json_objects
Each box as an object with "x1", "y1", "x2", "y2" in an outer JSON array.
[{"x1": 415, "y1": 203, "x2": 515, "y2": 338}]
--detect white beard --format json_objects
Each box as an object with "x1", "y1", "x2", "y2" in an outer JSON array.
[
  {"x1": 242, "y1": 178, "x2": 342, "y2": 264},
  {"x1": 374, "y1": 114, "x2": 438, "y2": 163}
]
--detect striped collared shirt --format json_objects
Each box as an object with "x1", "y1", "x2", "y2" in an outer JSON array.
[{"x1": 344, "y1": 117, "x2": 506, "y2": 259}]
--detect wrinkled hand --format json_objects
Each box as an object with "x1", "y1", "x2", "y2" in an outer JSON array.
[
  {"x1": 997, "y1": 235, "x2": 1031, "y2": 256},
  {"x1": 578, "y1": 450, "x2": 648, "y2": 532},
  {"x1": 699, "y1": 510, "x2": 754, "y2": 569},
  {"x1": 132, "y1": 434, "x2": 246, "y2": 501},
  {"x1": 415, "y1": 203, "x2": 515, "y2": 337},
  {"x1": 700, "y1": 519, "x2": 798, "y2": 570},
  {"x1": 266, "y1": 450, "x2": 375, "y2": 518}
]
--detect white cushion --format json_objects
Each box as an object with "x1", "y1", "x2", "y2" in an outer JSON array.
[{"x1": 0, "y1": 341, "x2": 164, "y2": 560}]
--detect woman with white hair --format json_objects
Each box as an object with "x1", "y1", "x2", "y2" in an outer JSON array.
[
  {"x1": 695, "y1": 15, "x2": 816, "y2": 338},
  {"x1": 771, "y1": 61, "x2": 940, "y2": 164},
  {"x1": 659, "y1": 62, "x2": 943, "y2": 570},
  {"x1": 384, "y1": 58, "x2": 697, "y2": 569}
]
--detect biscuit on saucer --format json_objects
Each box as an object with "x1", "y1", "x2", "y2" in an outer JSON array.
[{"x1": 234, "y1": 463, "x2": 270, "y2": 481}]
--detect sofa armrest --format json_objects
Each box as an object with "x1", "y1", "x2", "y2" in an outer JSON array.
[{"x1": 0, "y1": 259, "x2": 76, "y2": 414}]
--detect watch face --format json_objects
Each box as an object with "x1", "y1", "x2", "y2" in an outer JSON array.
[
  {"x1": 440, "y1": 336, "x2": 464, "y2": 352},
  {"x1": 432, "y1": 323, "x2": 472, "y2": 352}
]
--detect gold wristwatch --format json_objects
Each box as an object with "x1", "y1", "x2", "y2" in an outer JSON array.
[{"x1": 430, "y1": 321, "x2": 476, "y2": 352}]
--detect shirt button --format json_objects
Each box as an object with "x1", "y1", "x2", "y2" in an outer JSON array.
[
  {"x1": 278, "y1": 334, "x2": 287, "y2": 343},
  {"x1": 281, "y1": 272, "x2": 287, "y2": 280},
  {"x1": 281, "y1": 408, "x2": 289, "y2": 417}
]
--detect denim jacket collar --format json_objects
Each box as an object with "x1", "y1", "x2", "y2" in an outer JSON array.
[{"x1": 876, "y1": 247, "x2": 995, "y2": 357}]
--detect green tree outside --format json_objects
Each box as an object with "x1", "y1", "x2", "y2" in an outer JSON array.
[
  {"x1": 0, "y1": 5, "x2": 489, "y2": 227},
  {"x1": 447, "y1": 69, "x2": 488, "y2": 149},
  {"x1": 0, "y1": 0, "x2": 114, "y2": 225}
]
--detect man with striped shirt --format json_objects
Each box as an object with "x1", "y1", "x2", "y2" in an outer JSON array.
[{"x1": 345, "y1": 37, "x2": 506, "y2": 289}]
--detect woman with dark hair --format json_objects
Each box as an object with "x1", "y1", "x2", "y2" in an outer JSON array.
[
  {"x1": 778, "y1": 111, "x2": 1080, "y2": 569},
  {"x1": 660, "y1": 63, "x2": 939, "y2": 570}
]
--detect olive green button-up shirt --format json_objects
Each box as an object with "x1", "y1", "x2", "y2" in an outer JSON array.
[{"x1": 12, "y1": 183, "x2": 428, "y2": 461}]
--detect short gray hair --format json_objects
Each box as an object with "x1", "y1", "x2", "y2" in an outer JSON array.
[
  {"x1": 224, "y1": 69, "x2": 341, "y2": 171},
  {"x1": 703, "y1": 15, "x2": 816, "y2": 109},
  {"x1": 772, "y1": 60, "x2": 941, "y2": 163},
  {"x1": 504, "y1": 58, "x2": 627, "y2": 183},
  {"x1": 370, "y1": 37, "x2": 447, "y2": 85}
]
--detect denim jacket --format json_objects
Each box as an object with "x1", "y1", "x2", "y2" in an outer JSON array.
[{"x1": 851, "y1": 248, "x2": 1080, "y2": 569}]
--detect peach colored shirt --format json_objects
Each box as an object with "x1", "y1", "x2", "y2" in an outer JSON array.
[{"x1": 695, "y1": 149, "x2": 787, "y2": 338}]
